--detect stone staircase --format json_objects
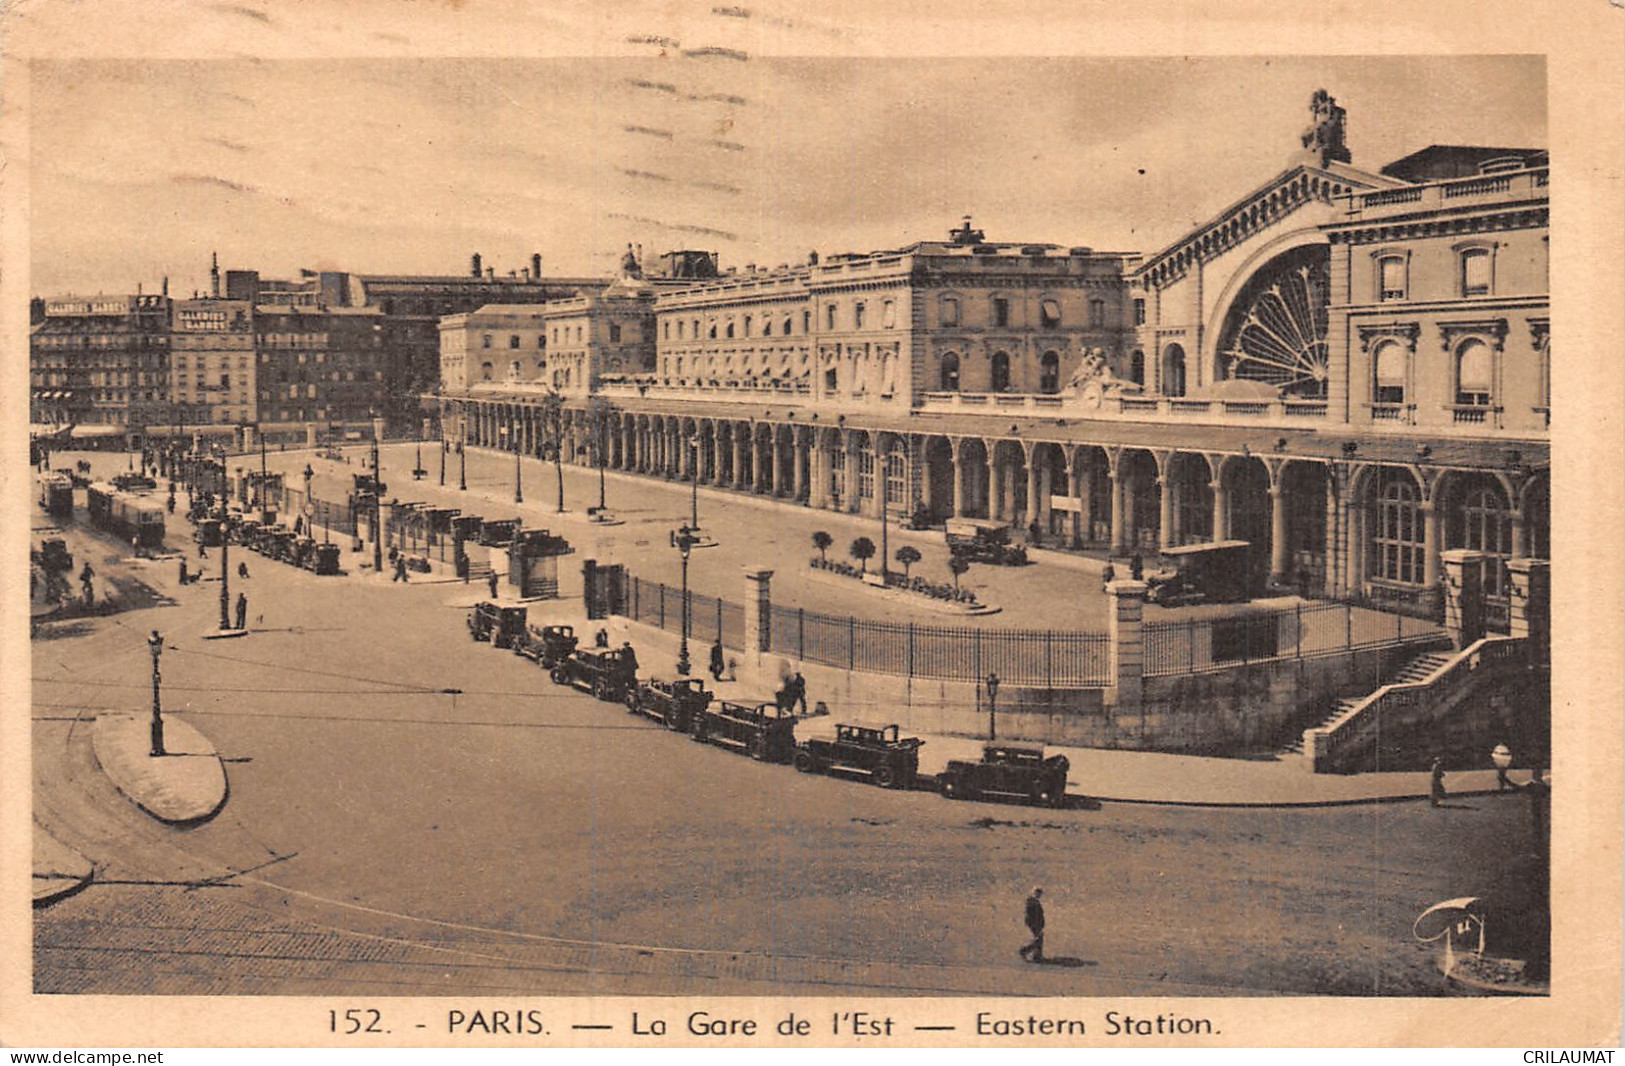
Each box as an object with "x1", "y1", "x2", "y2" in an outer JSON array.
[{"x1": 1279, "y1": 648, "x2": 1455, "y2": 757}]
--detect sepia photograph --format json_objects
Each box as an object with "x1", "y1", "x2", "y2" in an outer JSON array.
[{"x1": 5, "y1": 0, "x2": 1621, "y2": 1050}]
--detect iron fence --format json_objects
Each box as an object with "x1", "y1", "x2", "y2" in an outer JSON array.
[{"x1": 620, "y1": 574, "x2": 1109, "y2": 686}]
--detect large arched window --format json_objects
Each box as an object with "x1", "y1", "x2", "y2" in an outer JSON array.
[
  {"x1": 1455, "y1": 339, "x2": 1493, "y2": 406},
  {"x1": 990, "y1": 351, "x2": 1011, "y2": 392},
  {"x1": 1374, "y1": 472, "x2": 1424, "y2": 585},
  {"x1": 1451, "y1": 481, "x2": 1512, "y2": 598},
  {"x1": 1039, "y1": 350, "x2": 1061, "y2": 393},
  {"x1": 854, "y1": 435, "x2": 875, "y2": 502},
  {"x1": 1372, "y1": 341, "x2": 1407, "y2": 406},
  {"x1": 1162, "y1": 344, "x2": 1187, "y2": 397},
  {"x1": 940, "y1": 352, "x2": 961, "y2": 391},
  {"x1": 883, "y1": 449, "x2": 906, "y2": 510}
]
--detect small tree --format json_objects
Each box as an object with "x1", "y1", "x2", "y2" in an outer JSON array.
[
  {"x1": 812, "y1": 530, "x2": 833, "y2": 563},
  {"x1": 539, "y1": 388, "x2": 566, "y2": 513},
  {"x1": 895, "y1": 545, "x2": 922, "y2": 579},
  {"x1": 948, "y1": 553, "x2": 970, "y2": 592},
  {"x1": 850, "y1": 536, "x2": 876, "y2": 575}
]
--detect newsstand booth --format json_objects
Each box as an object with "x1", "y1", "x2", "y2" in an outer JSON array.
[{"x1": 491, "y1": 528, "x2": 575, "y2": 599}]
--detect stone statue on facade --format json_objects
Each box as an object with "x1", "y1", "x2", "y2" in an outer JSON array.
[
  {"x1": 1300, "y1": 89, "x2": 1351, "y2": 167},
  {"x1": 620, "y1": 243, "x2": 643, "y2": 279},
  {"x1": 1066, "y1": 347, "x2": 1140, "y2": 409}
]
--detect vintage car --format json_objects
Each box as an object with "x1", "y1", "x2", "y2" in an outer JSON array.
[
  {"x1": 1145, "y1": 540, "x2": 1256, "y2": 606},
  {"x1": 513, "y1": 623, "x2": 578, "y2": 668},
  {"x1": 793, "y1": 722, "x2": 923, "y2": 789},
  {"x1": 945, "y1": 518, "x2": 1028, "y2": 566},
  {"x1": 302, "y1": 541, "x2": 342, "y2": 576},
  {"x1": 690, "y1": 700, "x2": 798, "y2": 763},
  {"x1": 938, "y1": 745, "x2": 1070, "y2": 807},
  {"x1": 549, "y1": 646, "x2": 638, "y2": 702},
  {"x1": 467, "y1": 601, "x2": 528, "y2": 649},
  {"x1": 627, "y1": 677, "x2": 714, "y2": 732}
]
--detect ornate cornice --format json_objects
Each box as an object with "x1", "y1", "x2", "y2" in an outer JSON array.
[
  {"x1": 1438, "y1": 318, "x2": 1508, "y2": 351},
  {"x1": 1329, "y1": 207, "x2": 1548, "y2": 247},
  {"x1": 1356, "y1": 322, "x2": 1421, "y2": 352}
]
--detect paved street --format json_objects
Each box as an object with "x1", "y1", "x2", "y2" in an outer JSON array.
[{"x1": 31, "y1": 458, "x2": 1544, "y2": 996}]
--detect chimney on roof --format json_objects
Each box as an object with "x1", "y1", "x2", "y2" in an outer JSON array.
[
  {"x1": 532, "y1": 253, "x2": 542, "y2": 279},
  {"x1": 162, "y1": 276, "x2": 169, "y2": 296},
  {"x1": 471, "y1": 253, "x2": 483, "y2": 279},
  {"x1": 210, "y1": 251, "x2": 220, "y2": 298},
  {"x1": 486, "y1": 267, "x2": 495, "y2": 281}
]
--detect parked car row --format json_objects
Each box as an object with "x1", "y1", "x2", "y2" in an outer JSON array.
[{"x1": 464, "y1": 604, "x2": 1074, "y2": 807}]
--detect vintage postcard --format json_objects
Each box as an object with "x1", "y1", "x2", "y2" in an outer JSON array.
[{"x1": 2, "y1": 0, "x2": 1620, "y2": 1050}]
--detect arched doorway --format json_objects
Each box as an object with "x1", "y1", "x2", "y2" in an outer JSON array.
[
  {"x1": 1162, "y1": 344, "x2": 1188, "y2": 398},
  {"x1": 922, "y1": 436, "x2": 955, "y2": 522},
  {"x1": 1282, "y1": 461, "x2": 1329, "y2": 593},
  {"x1": 1166, "y1": 452, "x2": 1211, "y2": 546},
  {"x1": 957, "y1": 438, "x2": 990, "y2": 519},
  {"x1": 1222, "y1": 456, "x2": 1273, "y2": 592},
  {"x1": 1120, "y1": 450, "x2": 1161, "y2": 551}
]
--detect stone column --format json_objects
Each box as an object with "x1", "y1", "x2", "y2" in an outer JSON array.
[
  {"x1": 1109, "y1": 471, "x2": 1126, "y2": 552},
  {"x1": 792, "y1": 432, "x2": 807, "y2": 502},
  {"x1": 756, "y1": 435, "x2": 772, "y2": 494},
  {"x1": 1038, "y1": 462, "x2": 1052, "y2": 533},
  {"x1": 1421, "y1": 500, "x2": 1440, "y2": 587},
  {"x1": 1211, "y1": 479, "x2": 1228, "y2": 542},
  {"x1": 1505, "y1": 557, "x2": 1549, "y2": 648},
  {"x1": 1509, "y1": 508, "x2": 1527, "y2": 559},
  {"x1": 1269, "y1": 487, "x2": 1289, "y2": 583},
  {"x1": 1025, "y1": 448, "x2": 1042, "y2": 532},
  {"x1": 732, "y1": 430, "x2": 747, "y2": 489},
  {"x1": 772, "y1": 433, "x2": 786, "y2": 498},
  {"x1": 743, "y1": 567, "x2": 774, "y2": 654},
  {"x1": 1105, "y1": 579, "x2": 1148, "y2": 710},
  {"x1": 1157, "y1": 475, "x2": 1174, "y2": 550},
  {"x1": 1440, "y1": 548, "x2": 1488, "y2": 650},
  {"x1": 951, "y1": 447, "x2": 966, "y2": 517}
]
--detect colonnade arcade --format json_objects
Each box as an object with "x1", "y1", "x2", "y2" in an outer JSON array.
[{"x1": 444, "y1": 397, "x2": 1547, "y2": 603}]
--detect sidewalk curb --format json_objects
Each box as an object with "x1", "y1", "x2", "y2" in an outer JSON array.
[
  {"x1": 33, "y1": 823, "x2": 94, "y2": 907},
  {"x1": 1089, "y1": 786, "x2": 1511, "y2": 810},
  {"x1": 91, "y1": 712, "x2": 229, "y2": 824}
]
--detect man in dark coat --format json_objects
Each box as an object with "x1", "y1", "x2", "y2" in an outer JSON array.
[
  {"x1": 790, "y1": 672, "x2": 808, "y2": 715},
  {"x1": 1019, "y1": 887, "x2": 1046, "y2": 963},
  {"x1": 1429, "y1": 757, "x2": 1447, "y2": 808},
  {"x1": 234, "y1": 592, "x2": 248, "y2": 631},
  {"x1": 709, "y1": 640, "x2": 726, "y2": 681},
  {"x1": 487, "y1": 570, "x2": 499, "y2": 599}
]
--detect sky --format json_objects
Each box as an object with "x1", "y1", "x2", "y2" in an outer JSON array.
[{"x1": 26, "y1": 51, "x2": 1546, "y2": 297}]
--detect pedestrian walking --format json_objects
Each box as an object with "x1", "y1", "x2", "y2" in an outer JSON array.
[
  {"x1": 594, "y1": 628, "x2": 610, "y2": 648},
  {"x1": 238, "y1": 561, "x2": 250, "y2": 580},
  {"x1": 178, "y1": 559, "x2": 188, "y2": 585},
  {"x1": 1100, "y1": 562, "x2": 1116, "y2": 592},
  {"x1": 487, "y1": 570, "x2": 499, "y2": 599},
  {"x1": 393, "y1": 556, "x2": 408, "y2": 583},
  {"x1": 791, "y1": 671, "x2": 808, "y2": 716},
  {"x1": 1429, "y1": 756, "x2": 1447, "y2": 808},
  {"x1": 709, "y1": 639, "x2": 725, "y2": 682},
  {"x1": 234, "y1": 592, "x2": 248, "y2": 631},
  {"x1": 1019, "y1": 887, "x2": 1046, "y2": 963},
  {"x1": 1492, "y1": 743, "x2": 1514, "y2": 791},
  {"x1": 294, "y1": 515, "x2": 304, "y2": 536},
  {"x1": 198, "y1": 540, "x2": 208, "y2": 560},
  {"x1": 79, "y1": 563, "x2": 95, "y2": 605}
]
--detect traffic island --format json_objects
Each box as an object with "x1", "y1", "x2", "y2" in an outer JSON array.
[
  {"x1": 33, "y1": 823, "x2": 93, "y2": 906},
  {"x1": 91, "y1": 712, "x2": 228, "y2": 824},
  {"x1": 201, "y1": 627, "x2": 249, "y2": 640}
]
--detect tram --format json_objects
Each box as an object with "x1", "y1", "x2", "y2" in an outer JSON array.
[
  {"x1": 38, "y1": 471, "x2": 75, "y2": 518},
  {"x1": 86, "y1": 482, "x2": 166, "y2": 549}
]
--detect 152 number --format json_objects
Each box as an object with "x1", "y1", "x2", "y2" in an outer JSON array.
[{"x1": 329, "y1": 1008, "x2": 386, "y2": 1035}]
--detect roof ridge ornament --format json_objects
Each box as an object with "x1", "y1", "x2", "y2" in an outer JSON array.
[{"x1": 1301, "y1": 88, "x2": 1352, "y2": 168}]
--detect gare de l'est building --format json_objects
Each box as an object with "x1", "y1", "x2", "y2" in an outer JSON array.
[{"x1": 440, "y1": 94, "x2": 1549, "y2": 617}]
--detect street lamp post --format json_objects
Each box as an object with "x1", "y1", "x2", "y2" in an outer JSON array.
[
  {"x1": 513, "y1": 427, "x2": 523, "y2": 505},
  {"x1": 674, "y1": 527, "x2": 696, "y2": 676},
  {"x1": 216, "y1": 451, "x2": 233, "y2": 632},
  {"x1": 458, "y1": 411, "x2": 468, "y2": 492},
  {"x1": 368, "y1": 417, "x2": 384, "y2": 576},
  {"x1": 259, "y1": 431, "x2": 270, "y2": 523},
  {"x1": 985, "y1": 672, "x2": 1000, "y2": 742},
  {"x1": 148, "y1": 630, "x2": 165, "y2": 756}
]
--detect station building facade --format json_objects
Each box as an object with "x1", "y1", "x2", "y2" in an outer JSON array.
[{"x1": 438, "y1": 96, "x2": 1549, "y2": 620}]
